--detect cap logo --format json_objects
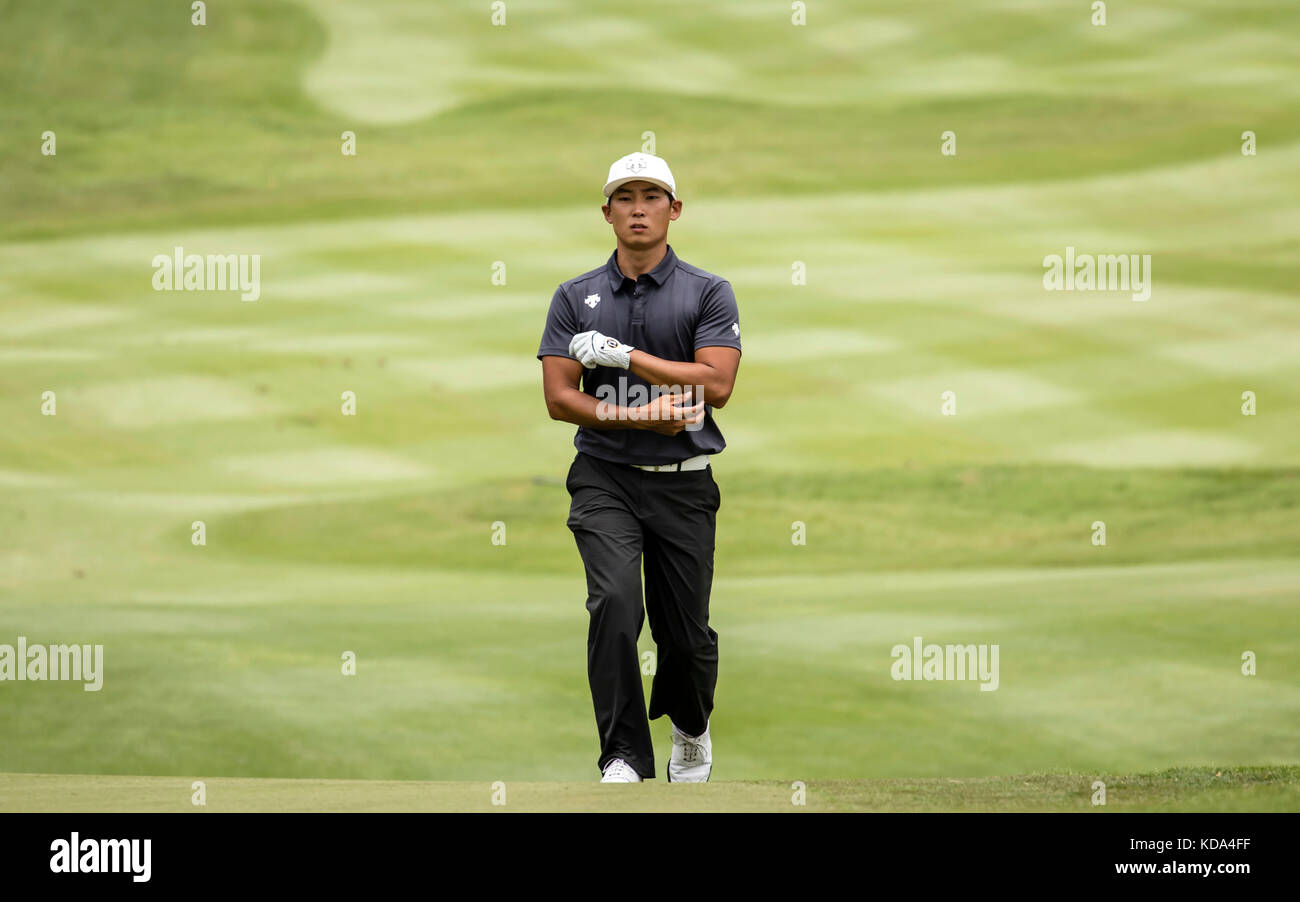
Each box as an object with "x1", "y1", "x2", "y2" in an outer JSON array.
[{"x1": 625, "y1": 157, "x2": 648, "y2": 174}]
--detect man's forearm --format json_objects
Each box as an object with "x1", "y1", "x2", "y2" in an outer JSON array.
[
  {"x1": 627, "y1": 350, "x2": 726, "y2": 406},
  {"x1": 547, "y1": 386, "x2": 646, "y2": 430}
]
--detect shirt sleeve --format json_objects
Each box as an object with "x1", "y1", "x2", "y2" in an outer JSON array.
[
  {"x1": 694, "y1": 279, "x2": 742, "y2": 354},
  {"x1": 537, "y1": 284, "x2": 579, "y2": 360}
]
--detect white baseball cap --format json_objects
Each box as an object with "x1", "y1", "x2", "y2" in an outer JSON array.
[{"x1": 603, "y1": 152, "x2": 677, "y2": 199}]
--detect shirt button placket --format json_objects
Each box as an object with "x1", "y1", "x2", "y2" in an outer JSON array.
[{"x1": 631, "y1": 278, "x2": 646, "y2": 325}]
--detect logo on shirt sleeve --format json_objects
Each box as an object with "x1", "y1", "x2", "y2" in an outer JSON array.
[
  {"x1": 585, "y1": 294, "x2": 601, "y2": 308},
  {"x1": 731, "y1": 322, "x2": 740, "y2": 337}
]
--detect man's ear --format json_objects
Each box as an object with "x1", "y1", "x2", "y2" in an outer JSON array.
[
  {"x1": 670, "y1": 199, "x2": 682, "y2": 221},
  {"x1": 602, "y1": 203, "x2": 613, "y2": 223}
]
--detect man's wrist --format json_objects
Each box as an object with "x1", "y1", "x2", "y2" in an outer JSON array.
[{"x1": 595, "y1": 399, "x2": 646, "y2": 429}]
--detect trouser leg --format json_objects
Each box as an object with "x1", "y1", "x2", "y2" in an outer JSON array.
[
  {"x1": 566, "y1": 454, "x2": 655, "y2": 779},
  {"x1": 643, "y1": 467, "x2": 721, "y2": 739}
]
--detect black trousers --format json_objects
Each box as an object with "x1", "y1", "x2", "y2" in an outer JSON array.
[{"x1": 565, "y1": 450, "x2": 720, "y2": 780}]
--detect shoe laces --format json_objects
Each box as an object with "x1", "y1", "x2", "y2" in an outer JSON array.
[{"x1": 676, "y1": 726, "x2": 707, "y2": 763}]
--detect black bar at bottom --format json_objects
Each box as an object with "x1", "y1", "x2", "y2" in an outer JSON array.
[{"x1": 0, "y1": 812, "x2": 1287, "y2": 888}]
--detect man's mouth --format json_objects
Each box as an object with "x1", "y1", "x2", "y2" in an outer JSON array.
[{"x1": 630, "y1": 224, "x2": 647, "y2": 231}]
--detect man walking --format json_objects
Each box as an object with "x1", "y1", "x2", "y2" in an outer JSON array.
[{"x1": 537, "y1": 152, "x2": 742, "y2": 783}]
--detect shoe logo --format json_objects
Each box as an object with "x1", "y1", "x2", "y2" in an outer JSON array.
[{"x1": 584, "y1": 294, "x2": 601, "y2": 308}]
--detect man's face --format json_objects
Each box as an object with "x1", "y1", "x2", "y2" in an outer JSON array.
[{"x1": 603, "y1": 180, "x2": 682, "y2": 249}]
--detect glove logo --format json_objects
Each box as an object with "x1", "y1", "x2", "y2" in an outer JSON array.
[
  {"x1": 584, "y1": 294, "x2": 601, "y2": 308},
  {"x1": 604, "y1": 338, "x2": 620, "y2": 349}
]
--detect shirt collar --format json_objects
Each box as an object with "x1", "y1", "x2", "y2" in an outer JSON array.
[{"x1": 606, "y1": 244, "x2": 678, "y2": 295}]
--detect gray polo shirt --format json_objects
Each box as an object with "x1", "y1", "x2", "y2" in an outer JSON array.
[{"x1": 537, "y1": 244, "x2": 742, "y2": 466}]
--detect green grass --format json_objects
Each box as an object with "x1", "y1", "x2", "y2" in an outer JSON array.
[
  {"x1": 5, "y1": 1, "x2": 1300, "y2": 240},
  {"x1": 0, "y1": 0, "x2": 1297, "y2": 808},
  {"x1": 3, "y1": 766, "x2": 1295, "y2": 812},
  {"x1": 207, "y1": 465, "x2": 1300, "y2": 574}
]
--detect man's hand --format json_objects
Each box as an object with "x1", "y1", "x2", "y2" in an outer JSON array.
[
  {"x1": 628, "y1": 390, "x2": 705, "y2": 435},
  {"x1": 569, "y1": 330, "x2": 635, "y2": 369}
]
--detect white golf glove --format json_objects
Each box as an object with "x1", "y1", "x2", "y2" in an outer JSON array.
[{"x1": 569, "y1": 330, "x2": 635, "y2": 369}]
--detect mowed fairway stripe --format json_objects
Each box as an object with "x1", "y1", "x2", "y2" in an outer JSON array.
[
  {"x1": 0, "y1": 304, "x2": 134, "y2": 337},
  {"x1": 1044, "y1": 431, "x2": 1260, "y2": 467},
  {"x1": 867, "y1": 368, "x2": 1081, "y2": 417},
  {"x1": 217, "y1": 447, "x2": 432, "y2": 486},
  {"x1": 63, "y1": 376, "x2": 281, "y2": 429}
]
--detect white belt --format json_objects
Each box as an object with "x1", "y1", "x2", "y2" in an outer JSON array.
[{"x1": 633, "y1": 454, "x2": 709, "y2": 472}]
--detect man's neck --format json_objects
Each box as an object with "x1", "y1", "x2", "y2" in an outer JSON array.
[{"x1": 615, "y1": 242, "x2": 668, "y2": 281}]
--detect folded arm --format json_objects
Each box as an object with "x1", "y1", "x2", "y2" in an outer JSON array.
[
  {"x1": 540, "y1": 355, "x2": 704, "y2": 434},
  {"x1": 627, "y1": 346, "x2": 740, "y2": 409}
]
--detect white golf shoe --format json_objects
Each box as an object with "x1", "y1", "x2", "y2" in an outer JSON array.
[
  {"x1": 600, "y1": 758, "x2": 643, "y2": 783},
  {"x1": 668, "y1": 720, "x2": 712, "y2": 783}
]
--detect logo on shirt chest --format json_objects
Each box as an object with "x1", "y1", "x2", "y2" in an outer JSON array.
[{"x1": 584, "y1": 294, "x2": 601, "y2": 308}]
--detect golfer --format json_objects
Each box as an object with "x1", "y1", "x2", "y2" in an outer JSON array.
[{"x1": 536, "y1": 152, "x2": 742, "y2": 782}]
